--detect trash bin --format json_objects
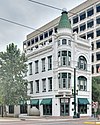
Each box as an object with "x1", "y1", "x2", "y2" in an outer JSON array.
[{"x1": 77, "y1": 113, "x2": 80, "y2": 118}]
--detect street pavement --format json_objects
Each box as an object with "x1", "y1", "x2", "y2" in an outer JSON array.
[{"x1": 0, "y1": 116, "x2": 100, "y2": 125}]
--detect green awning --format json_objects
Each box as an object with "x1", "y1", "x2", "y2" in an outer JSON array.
[
  {"x1": 78, "y1": 98, "x2": 90, "y2": 105},
  {"x1": 30, "y1": 99, "x2": 39, "y2": 105},
  {"x1": 40, "y1": 98, "x2": 52, "y2": 105}
]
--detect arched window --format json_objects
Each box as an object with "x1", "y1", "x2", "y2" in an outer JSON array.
[
  {"x1": 78, "y1": 76, "x2": 87, "y2": 91},
  {"x1": 78, "y1": 56, "x2": 87, "y2": 70}
]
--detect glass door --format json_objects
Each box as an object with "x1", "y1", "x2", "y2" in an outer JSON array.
[{"x1": 60, "y1": 98, "x2": 69, "y2": 116}]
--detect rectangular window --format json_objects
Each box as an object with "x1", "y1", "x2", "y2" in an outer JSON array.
[
  {"x1": 35, "y1": 80, "x2": 39, "y2": 93},
  {"x1": 68, "y1": 73, "x2": 71, "y2": 89},
  {"x1": 40, "y1": 34, "x2": 43, "y2": 40},
  {"x1": 48, "y1": 56, "x2": 52, "y2": 70},
  {"x1": 35, "y1": 37, "x2": 38, "y2": 43},
  {"x1": 42, "y1": 78, "x2": 46, "y2": 92},
  {"x1": 27, "y1": 41, "x2": 30, "y2": 46},
  {"x1": 29, "y1": 62, "x2": 32, "y2": 75},
  {"x1": 49, "y1": 29, "x2": 53, "y2": 36},
  {"x1": 31, "y1": 38, "x2": 34, "y2": 44},
  {"x1": 9, "y1": 105, "x2": 14, "y2": 114},
  {"x1": 44, "y1": 31, "x2": 48, "y2": 38},
  {"x1": 96, "y1": 29, "x2": 100, "y2": 37},
  {"x1": 80, "y1": 12, "x2": 86, "y2": 21},
  {"x1": 73, "y1": 26, "x2": 78, "y2": 33},
  {"x1": 35, "y1": 60, "x2": 39, "y2": 74},
  {"x1": 96, "y1": 40, "x2": 100, "y2": 49},
  {"x1": 80, "y1": 23, "x2": 86, "y2": 31},
  {"x1": 54, "y1": 27, "x2": 57, "y2": 33},
  {"x1": 73, "y1": 16, "x2": 78, "y2": 24},
  {"x1": 87, "y1": 20, "x2": 94, "y2": 28},
  {"x1": 68, "y1": 51, "x2": 71, "y2": 66},
  {"x1": 96, "y1": 16, "x2": 100, "y2": 25},
  {"x1": 48, "y1": 77, "x2": 52, "y2": 91},
  {"x1": 96, "y1": 3, "x2": 100, "y2": 13},
  {"x1": 30, "y1": 81, "x2": 33, "y2": 94},
  {"x1": 80, "y1": 34, "x2": 86, "y2": 39},
  {"x1": 87, "y1": 31, "x2": 94, "y2": 39},
  {"x1": 87, "y1": 7, "x2": 94, "y2": 17},
  {"x1": 41, "y1": 58, "x2": 45, "y2": 72}
]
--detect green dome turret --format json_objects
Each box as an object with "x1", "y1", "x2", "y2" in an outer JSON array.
[{"x1": 58, "y1": 10, "x2": 71, "y2": 29}]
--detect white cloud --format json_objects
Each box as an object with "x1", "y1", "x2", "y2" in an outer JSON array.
[{"x1": 0, "y1": 0, "x2": 86, "y2": 51}]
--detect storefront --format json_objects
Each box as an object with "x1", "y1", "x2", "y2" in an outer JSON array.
[{"x1": 40, "y1": 98, "x2": 52, "y2": 115}]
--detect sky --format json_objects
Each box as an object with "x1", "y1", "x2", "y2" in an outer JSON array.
[{"x1": 0, "y1": 0, "x2": 86, "y2": 52}]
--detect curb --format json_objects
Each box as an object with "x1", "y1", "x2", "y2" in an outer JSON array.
[{"x1": 84, "y1": 122, "x2": 100, "y2": 124}]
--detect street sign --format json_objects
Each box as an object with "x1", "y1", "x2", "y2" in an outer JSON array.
[{"x1": 92, "y1": 101, "x2": 98, "y2": 109}]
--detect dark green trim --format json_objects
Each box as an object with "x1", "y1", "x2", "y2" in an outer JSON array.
[
  {"x1": 78, "y1": 98, "x2": 90, "y2": 105},
  {"x1": 58, "y1": 11, "x2": 71, "y2": 29},
  {"x1": 40, "y1": 98, "x2": 52, "y2": 105},
  {"x1": 30, "y1": 99, "x2": 39, "y2": 105}
]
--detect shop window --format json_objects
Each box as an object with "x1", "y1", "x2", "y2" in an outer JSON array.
[
  {"x1": 9, "y1": 105, "x2": 14, "y2": 114},
  {"x1": 78, "y1": 104, "x2": 87, "y2": 114},
  {"x1": 20, "y1": 104, "x2": 27, "y2": 114},
  {"x1": 87, "y1": 7, "x2": 94, "y2": 17}
]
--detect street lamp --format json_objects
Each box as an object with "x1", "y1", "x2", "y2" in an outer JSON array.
[{"x1": 72, "y1": 68, "x2": 78, "y2": 118}]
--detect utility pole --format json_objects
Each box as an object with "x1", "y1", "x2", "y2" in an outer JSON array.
[{"x1": 73, "y1": 68, "x2": 77, "y2": 118}]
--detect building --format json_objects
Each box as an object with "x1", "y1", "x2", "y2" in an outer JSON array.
[{"x1": 23, "y1": 9, "x2": 92, "y2": 117}]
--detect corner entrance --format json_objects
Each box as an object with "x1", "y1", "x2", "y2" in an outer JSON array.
[{"x1": 60, "y1": 98, "x2": 69, "y2": 116}]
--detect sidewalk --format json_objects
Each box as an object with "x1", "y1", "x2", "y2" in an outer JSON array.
[{"x1": 0, "y1": 116, "x2": 92, "y2": 122}]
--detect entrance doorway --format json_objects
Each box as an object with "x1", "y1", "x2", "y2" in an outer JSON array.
[{"x1": 60, "y1": 98, "x2": 69, "y2": 116}]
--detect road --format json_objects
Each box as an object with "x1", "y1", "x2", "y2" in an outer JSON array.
[{"x1": 0, "y1": 118, "x2": 97, "y2": 125}]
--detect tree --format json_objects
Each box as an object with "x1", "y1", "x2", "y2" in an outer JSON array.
[
  {"x1": 0, "y1": 43, "x2": 28, "y2": 108},
  {"x1": 92, "y1": 76, "x2": 100, "y2": 102}
]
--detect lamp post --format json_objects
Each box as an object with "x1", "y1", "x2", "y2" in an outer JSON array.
[{"x1": 72, "y1": 68, "x2": 78, "y2": 118}]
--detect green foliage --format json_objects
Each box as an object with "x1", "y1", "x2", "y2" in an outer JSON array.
[
  {"x1": 92, "y1": 77, "x2": 100, "y2": 102},
  {"x1": 0, "y1": 43, "x2": 28, "y2": 105}
]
